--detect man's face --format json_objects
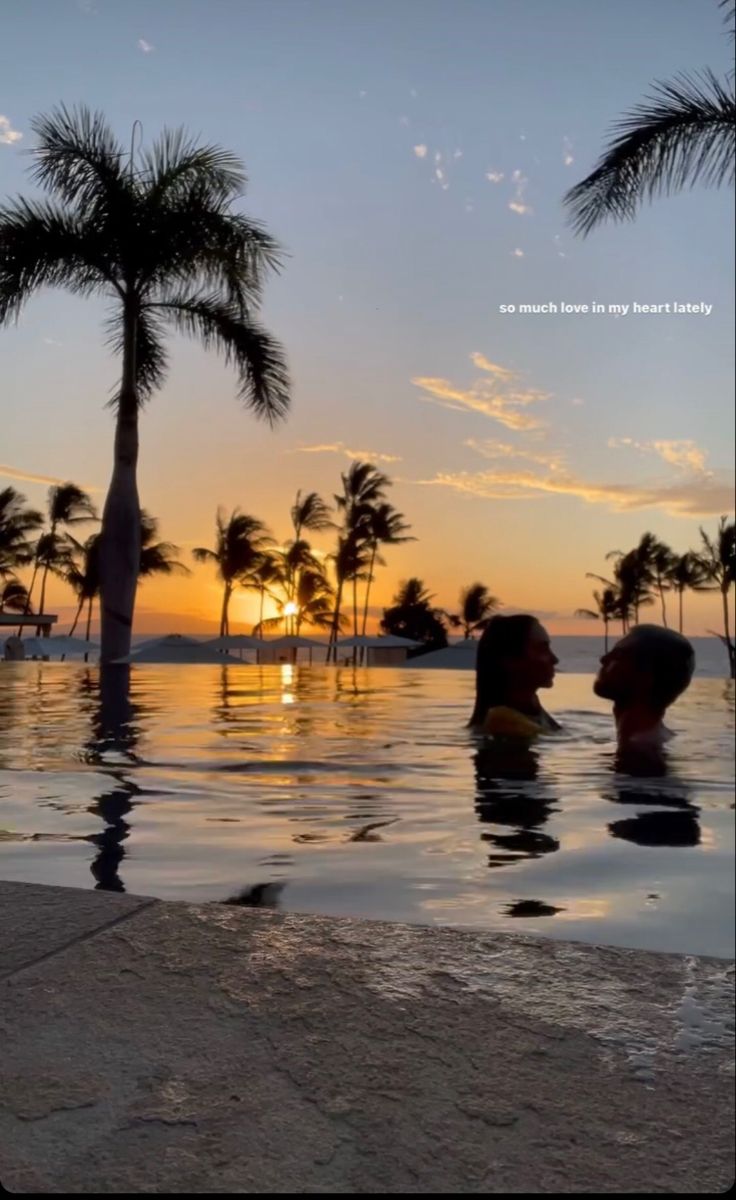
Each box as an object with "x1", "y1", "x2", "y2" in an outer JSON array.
[{"x1": 594, "y1": 636, "x2": 646, "y2": 703}]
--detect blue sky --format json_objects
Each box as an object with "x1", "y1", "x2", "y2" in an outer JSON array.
[{"x1": 1, "y1": 0, "x2": 734, "y2": 633}]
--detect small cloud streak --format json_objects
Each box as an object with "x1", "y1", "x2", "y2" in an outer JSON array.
[
  {"x1": 291, "y1": 443, "x2": 402, "y2": 464},
  {"x1": 509, "y1": 168, "x2": 533, "y2": 216},
  {"x1": 511, "y1": 248, "x2": 525, "y2": 258},
  {"x1": 562, "y1": 136, "x2": 574, "y2": 166},
  {"x1": 464, "y1": 438, "x2": 563, "y2": 470},
  {"x1": 485, "y1": 170, "x2": 504, "y2": 183},
  {"x1": 138, "y1": 38, "x2": 154, "y2": 53},
  {"x1": 413, "y1": 144, "x2": 428, "y2": 158},
  {"x1": 608, "y1": 437, "x2": 709, "y2": 473},
  {"x1": 0, "y1": 115, "x2": 23, "y2": 145},
  {"x1": 412, "y1": 353, "x2": 549, "y2": 432},
  {"x1": 0, "y1": 463, "x2": 100, "y2": 491},
  {"x1": 413, "y1": 467, "x2": 733, "y2": 518}
]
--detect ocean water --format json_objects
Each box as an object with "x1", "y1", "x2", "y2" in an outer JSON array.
[{"x1": 0, "y1": 663, "x2": 733, "y2": 957}]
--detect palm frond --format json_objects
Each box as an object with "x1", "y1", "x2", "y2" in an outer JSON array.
[
  {"x1": 565, "y1": 70, "x2": 735, "y2": 235},
  {"x1": 0, "y1": 197, "x2": 114, "y2": 322},
  {"x1": 152, "y1": 291, "x2": 289, "y2": 423},
  {"x1": 104, "y1": 306, "x2": 168, "y2": 402},
  {"x1": 29, "y1": 105, "x2": 128, "y2": 210}
]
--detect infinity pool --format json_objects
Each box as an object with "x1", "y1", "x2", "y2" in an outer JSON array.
[{"x1": 0, "y1": 664, "x2": 733, "y2": 957}]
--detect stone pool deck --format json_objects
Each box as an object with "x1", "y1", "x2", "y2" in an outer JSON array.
[{"x1": 0, "y1": 882, "x2": 733, "y2": 1194}]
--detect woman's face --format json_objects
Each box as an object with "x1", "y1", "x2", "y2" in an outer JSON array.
[{"x1": 511, "y1": 622, "x2": 558, "y2": 691}]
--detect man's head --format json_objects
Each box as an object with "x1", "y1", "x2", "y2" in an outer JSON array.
[{"x1": 594, "y1": 626, "x2": 695, "y2": 712}]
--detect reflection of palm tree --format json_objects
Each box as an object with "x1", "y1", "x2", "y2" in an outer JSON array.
[
  {"x1": 698, "y1": 516, "x2": 736, "y2": 677},
  {"x1": 0, "y1": 105, "x2": 289, "y2": 663},
  {"x1": 193, "y1": 508, "x2": 273, "y2": 637},
  {"x1": 451, "y1": 582, "x2": 501, "y2": 640},
  {"x1": 564, "y1": 1, "x2": 735, "y2": 235},
  {"x1": 82, "y1": 664, "x2": 143, "y2": 892}
]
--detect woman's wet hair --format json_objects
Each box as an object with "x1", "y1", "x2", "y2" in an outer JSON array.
[{"x1": 469, "y1": 614, "x2": 540, "y2": 727}]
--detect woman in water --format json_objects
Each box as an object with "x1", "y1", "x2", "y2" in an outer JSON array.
[{"x1": 469, "y1": 614, "x2": 560, "y2": 736}]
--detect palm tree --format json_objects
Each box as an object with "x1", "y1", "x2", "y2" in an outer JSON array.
[
  {"x1": 0, "y1": 486, "x2": 43, "y2": 583},
  {"x1": 565, "y1": 1, "x2": 735, "y2": 234},
  {"x1": 248, "y1": 552, "x2": 284, "y2": 639},
  {"x1": 295, "y1": 565, "x2": 336, "y2": 635},
  {"x1": 30, "y1": 483, "x2": 97, "y2": 623},
  {"x1": 667, "y1": 552, "x2": 711, "y2": 634},
  {"x1": 0, "y1": 580, "x2": 29, "y2": 613},
  {"x1": 0, "y1": 105, "x2": 289, "y2": 662},
  {"x1": 359, "y1": 503, "x2": 414, "y2": 644},
  {"x1": 192, "y1": 508, "x2": 273, "y2": 637},
  {"x1": 139, "y1": 512, "x2": 190, "y2": 581},
  {"x1": 638, "y1": 533, "x2": 676, "y2": 627},
  {"x1": 328, "y1": 462, "x2": 390, "y2": 661},
  {"x1": 290, "y1": 490, "x2": 333, "y2": 543},
  {"x1": 698, "y1": 516, "x2": 736, "y2": 676},
  {"x1": 576, "y1": 586, "x2": 621, "y2": 652},
  {"x1": 380, "y1": 577, "x2": 448, "y2": 654},
  {"x1": 452, "y1": 582, "x2": 501, "y2": 640},
  {"x1": 595, "y1": 539, "x2": 656, "y2": 630},
  {"x1": 65, "y1": 533, "x2": 101, "y2": 646}
]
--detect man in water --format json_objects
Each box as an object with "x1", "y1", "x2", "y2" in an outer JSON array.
[{"x1": 594, "y1": 625, "x2": 695, "y2": 768}]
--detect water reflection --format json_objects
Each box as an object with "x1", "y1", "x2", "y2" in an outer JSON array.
[
  {"x1": 81, "y1": 666, "x2": 142, "y2": 892},
  {"x1": 473, "y1": 740, "x2": 560, "y2": 867},
  {"x1": 604, "y1": 770, "x2": 701, "y2": 849}
]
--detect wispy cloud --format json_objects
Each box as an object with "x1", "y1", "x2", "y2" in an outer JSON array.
[
  {"x1": 0, "y1": 115, "x2": 23, "y2": 146},
  {"x1": 608, "y1": 437, "x2": 709, "y2": 473},
  {"x1": 412, "y1": 354, "x2": 549, "y2": 432},
  {"x1": 508, "y1": 168, "x2": 533, "y2": 216},
  {"x1": 511, "y1": 248, "x2": 525, "y2": 258},
  {"x1": 464, "y1": 438, "x2": 563, "y2": 470},
  {"x1": 562, "y1": 136, "x2": 575, "y2": 166},
  {"x1": 413, "y1": 144, "x2": 428, "y2": 159},
  {"x1": 0, "y1": 464, "x2": 100, "y2": 491},
  {"x1": 138, "y1": 38, "x2": 154, "y2": 54},
  {"x1": 485, "y1": 170, "x2": 504, "y2": 183},
  {"x1": 413, "y1": 467, "x2": 733, "y2": 517},
  {"x1": 290, "y1": 443, "x2": 402, "y2": 464}
]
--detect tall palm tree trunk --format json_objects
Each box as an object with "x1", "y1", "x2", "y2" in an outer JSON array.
[
  {"x1": 68, "y1": 597, "x2": 85, "y2": 638},
  {"x1": 723, "y1": 585, "x2": 735, "y2": 678},
  {"x1": 328, "y1": 580, "x2": 344, "y2": 663},
  {"x1": 84, "y1": 595, "x2": 94, "y2": 663},
  {"x1": 98, "y1": 306, "x2": 141, "y2": 664},
  {"x1": 219, "y1": 583, "x2": 231, "y2": 638},
  {"x1": 17, "y1": 560, "x2": 39, "y2": 635},
  {"x1": 36, "y1": 522, "x2": 57, "y2": 628},
  {"x1": 678, "y1": 588, "x2": 684, "y2": 634},
  {"x1": 359, "y1": 543, "x2": 378, "y2": 665},
  {"x1": 658, "y1": 583, "x2": 668, "y2": 627}
]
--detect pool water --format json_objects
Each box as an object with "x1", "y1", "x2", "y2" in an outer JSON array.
[{"x1": 0, "y1": 664, "x2": 733, "y2": 957}]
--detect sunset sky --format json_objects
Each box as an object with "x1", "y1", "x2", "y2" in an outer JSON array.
[{"x1": 2, "y1": 0, "x2": 734, "y2": 636}]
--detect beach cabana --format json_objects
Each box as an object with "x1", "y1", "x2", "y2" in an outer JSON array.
[
  {"x1": 335, "y1": 635, "x2": 420, "y2": 665},
  {"x1": 257, "y1": 635, "x2": 323, "y2": 665},
  {"x1": 114, "y1": 634, "x2": 243, "y2": 665}
]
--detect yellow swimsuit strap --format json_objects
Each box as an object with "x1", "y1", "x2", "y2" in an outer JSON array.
[{"x1": 481, "y1": 706, "x2": 545, "y2": 737}]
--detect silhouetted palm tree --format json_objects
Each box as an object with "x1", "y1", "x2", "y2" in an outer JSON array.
[
  {"x1": 359, "y1": 503, "x2": 414, "y2": 645},
  {"x1": 295, "y1": 565, "x2": 336, "y2": 635},
  {"x1": 290, "y1": 490, "x2": 333, "y2": 542},
  {"x1": 0, "y1": 580, "x2": 29, "y2": 613},
  {"x1": 698, "y1": 515, "x2": 736, "y2": 676},
  {"x1": 452, "y1": 582, "x2": 501, "y2": 640},
  {"x1": 192, "y1": 508, "x2": 273, "y2": 637},
  {"x1": 248, "y1": 552, "x2": 284, "y2": 639},
  {"x1": 328, "y1": 462, "x2": 389, "y2": 660},
  {"x1": 576, "y1": 586, "x2": 621, "y2": 651},
  {"x1": 30, "y1": 483, "x2": 97, "y2": 624},
  {"x1": 139, "y1": 512, "x2": 190, "y2": 580},
  {"x1": 0, "y1": 487, "x2": 42, "y2": 582},
  {"x1": 0, "y1": 105, "x2": 289, "y2": 662},
  {"x1": 667, "y1": 552, "x2": 711, "y2": 633},
  {"x1": 65, "y1": 533, "x2": 101, "y2": 640},
  {"x1": 565, "y1": 1, "x2": 735, "y2": 234},
  {"x1": 637, "y1": 533, "x2": 676, "y2": 627},
  {"x1": 381, "y1": 577, "x2": 448, "y2": 654},
  {"x1": 594, "y1": 540, "x2": 656, "y2": 630}
]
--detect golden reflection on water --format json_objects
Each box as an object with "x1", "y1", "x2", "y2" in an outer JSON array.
[{"x1": 0, "y1": 663, "x2": 733, "y2": 957}]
